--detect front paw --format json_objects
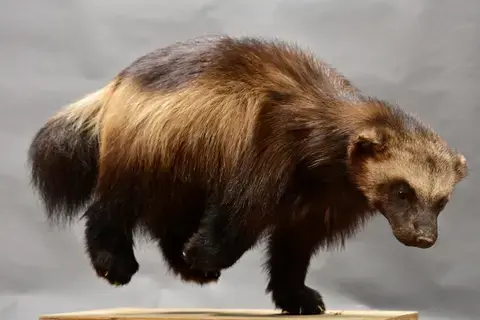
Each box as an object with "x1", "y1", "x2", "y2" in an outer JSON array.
[
  {"x1": 182, "y1": 235, "x2": 233, "y2": 271},
  {"x1": 271, "y1": 285, "x2": 326, "y2": 315}
]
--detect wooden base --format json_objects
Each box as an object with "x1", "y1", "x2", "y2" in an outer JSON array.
[{"x1": 39, "y1": 308, "x2": 419, "y2": 320}]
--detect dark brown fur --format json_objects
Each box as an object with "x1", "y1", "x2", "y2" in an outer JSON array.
[{"x1": 27, "y1": 35, "x2": 467, "y2": 315}]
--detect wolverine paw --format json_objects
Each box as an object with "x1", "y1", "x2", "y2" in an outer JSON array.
[
  {"x1": 272, "y1": 285, "x2": 326, "y2": 315},
  {"x1": 178, "y1": 267, "x2": 221, "y2": 285},
  {"x1": 182, "y1": 239, "x2": 233, "y2": 271},
  {"x1": 91, "y1": 250, "x2": 139, "y2": 286}
]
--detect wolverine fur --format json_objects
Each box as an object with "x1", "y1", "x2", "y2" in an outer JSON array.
[{"x1": 28, "y1": 35, "x2": 467, "y2": 315}]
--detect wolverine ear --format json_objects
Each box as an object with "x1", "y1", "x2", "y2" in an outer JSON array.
[
  {"x1": 454, "y1": 153, "x2": 468, "y2": 182},
  {"x1": 348, "y1": 127, "x2": 390, "y2": 160}
]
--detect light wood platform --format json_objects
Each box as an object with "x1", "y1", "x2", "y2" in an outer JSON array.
[{"x1": 39, "y1": 308, "x2": 419, "y2": 320}]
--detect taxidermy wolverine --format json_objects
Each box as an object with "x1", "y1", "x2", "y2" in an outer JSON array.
[{"x1": 28, "y1": 35, "x2": 467, "y2": 315}]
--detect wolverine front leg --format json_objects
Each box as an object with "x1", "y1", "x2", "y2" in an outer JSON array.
[{"x1": 266, "y1": 219, "x2": 326, "y2": 315}]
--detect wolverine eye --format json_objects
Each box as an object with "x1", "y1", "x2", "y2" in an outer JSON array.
[
  {"x1": 397, "y1": 189, "x2": 409, "y2": 200},
  {"x1": 390, "y1": 180, "x2": 415, "y2": 202},
  {"x1": 435, "y1": 196, "x2": 449, "y2": 211}
]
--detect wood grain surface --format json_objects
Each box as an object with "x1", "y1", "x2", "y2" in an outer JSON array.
[{"x1": 39, "y1": 308, "x2": 419, "y2": 320}]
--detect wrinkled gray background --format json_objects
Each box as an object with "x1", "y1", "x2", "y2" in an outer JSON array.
[{"x1": 1, "y1": 0, "x2": 478, "y2": 319}]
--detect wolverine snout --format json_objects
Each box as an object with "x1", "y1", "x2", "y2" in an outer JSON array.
[
  {"x1": 390, "y1": 218, "x2": 438, "y2": 249},
  {"x1": 414, "y1": 236, "x2": 435, "y2": 249},
  {"x1": 392, "y1": 228, "x2": 437, "y2": 249}
]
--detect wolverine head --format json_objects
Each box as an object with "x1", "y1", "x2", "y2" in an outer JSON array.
[{"x1": 346, "y1": 104, "x2": 468, "y2": 249}]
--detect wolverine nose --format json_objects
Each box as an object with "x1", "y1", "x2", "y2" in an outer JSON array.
[{"x1": 415, "y1": 236, "x2": 435, "y2": 248}]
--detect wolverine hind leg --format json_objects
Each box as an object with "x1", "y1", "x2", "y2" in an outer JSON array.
[
  {"x1": 151, "y1": 183, "x2": 221, "y2": 284},
  {"x1": 140, "y1": 177, "x2": 222, "y2": 285},
  {"x1": 182, "y1": 200, "x2": 264, "y2": 272},
  {"x1": 182, "y1": 157, "x2": 293, "y2": 272},
  {"x1": 83, "y1": 163, "x2": 142, "y2": 285},
  {"x1": 84, "y1": 197, "x2": 139, "y2": 286},
  {"x1": 157, "y1": 226, "x2": 221, "y2": 285},
  {"x1": 83, "y1": 133, "x2": 144, "y2": 286},
  {"x1": 84, "y1": 172, "x2": 221, "y2": 286}
]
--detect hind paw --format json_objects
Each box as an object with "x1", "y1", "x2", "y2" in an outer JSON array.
[
  {"x1": 182, "y1": 237, "x2": 235, "y2": 272},
  {"x1": 169, "y1": 254, "x2": 221, "y2": 285},
  {"x1": 178, "y1": 267, "x2": 221, "y2": 285},
  {"x1": 90, "y1": 249, "x2": 139, "y2": 286}
]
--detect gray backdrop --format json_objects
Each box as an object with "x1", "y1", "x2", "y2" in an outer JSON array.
[{"x1": 1, "y1": 0, "x2": 478, "y2": 319}]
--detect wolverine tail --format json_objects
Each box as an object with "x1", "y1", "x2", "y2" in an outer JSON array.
[{"x1": 27, "y1": 82, "x2": 115, "y2": 224}]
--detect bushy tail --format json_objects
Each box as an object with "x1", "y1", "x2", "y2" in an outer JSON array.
[{"x1": 28, "y1": 83, "x2": 113, "y2": 225}]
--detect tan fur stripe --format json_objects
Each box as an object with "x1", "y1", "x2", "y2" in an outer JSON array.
[{"x1": 98, "y1": 78, "x2": 262, "y2": 175}]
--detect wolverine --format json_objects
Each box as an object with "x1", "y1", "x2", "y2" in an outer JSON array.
[{"x1": 28, "y1": 35, "x2": 467, "y2": 315}]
